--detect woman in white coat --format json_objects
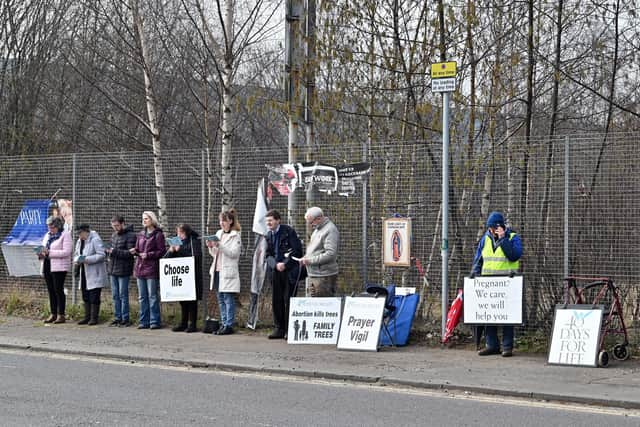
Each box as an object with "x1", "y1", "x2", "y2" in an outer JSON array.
[
  {"x1": 74, "y1": 224, "x2": 107, "y2": 325},
  {"x1": 207, "y1": 209, "x2": 242, "y2": 335}
]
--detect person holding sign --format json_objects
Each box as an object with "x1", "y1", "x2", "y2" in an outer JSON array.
[
  {"x1": 39, "y1": 216, "x2": 73, "y2": 324},
  {"x1": 167, "y1": 224, "x2": 203, "y2": 333},
  {"x1": 471, "y1": 211, "x2": 523, "y2": 357},
  {"x1": 300, "y1": 207, "x2": 340, "y2": 297},
  {"x1": 264, "y1": 209, "x2": 303, "y2": 339},
  {"x1": 74, "y1": 224, "x2": 107, "y2": 325},
  {"x1": 207, "y1": 209, "x2": 242, "y2": 335},
  {"x1": 131, "y1": 211, "x2": 166, "y2": 329}
]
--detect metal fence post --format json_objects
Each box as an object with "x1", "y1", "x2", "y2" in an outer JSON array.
[
  {"x1": 71, "y1": 153, "x2": 77, "y2": 306},
  {"x1": 201, "y1": 148, "x2": 208, "y2": 320},
  {"x1": 564, "y1": 136, "x2": 569, "y2": 278}
]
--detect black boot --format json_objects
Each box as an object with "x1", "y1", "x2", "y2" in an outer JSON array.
[
  {"x1": 88, "y1": 304, "x2": 100, "y2": 325},
  {"x1": 77, "y1": 303, "x2": 90, "y2": 325},
  {"x1": 186, "y1": 303, "x2": 198, "y2": 333},
  {"x1": 172, "y1": 307, "x2": 188, "y2": 332}
]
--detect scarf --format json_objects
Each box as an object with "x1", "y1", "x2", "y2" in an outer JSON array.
[{"x1": 46, "y1": 231, "x2": 62, "y2": 249}]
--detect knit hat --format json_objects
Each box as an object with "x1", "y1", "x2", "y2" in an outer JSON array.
[{"x1": 486, "y1": 211, "x2": 505, "y2": 228}]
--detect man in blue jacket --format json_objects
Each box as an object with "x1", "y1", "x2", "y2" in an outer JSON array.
[
  {"x1": 265, "y1": 209, "x2": 303, "y2": 339},
  {"x1": 472, "y1": 211, "x2": 523, "y2": 357}
]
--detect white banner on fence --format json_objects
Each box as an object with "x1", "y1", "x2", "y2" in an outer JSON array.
[
  {"x1": 287, "y1": 297, "x2": 342, "y2": 345},
  {"x1": 463, "y1": 276, "x2": 523, "y2": 324},
  {"x1": 159, "y1": 257, "x2": 196, "y2": 302},
  {"x1": 548, "y1": 305, "x2": 603, "y2": 367},
  {"x1": 337, "y1": 297, "x2": 385, "y2": 351}
]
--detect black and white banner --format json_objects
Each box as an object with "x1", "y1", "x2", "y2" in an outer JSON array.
[{"x1": 266, "y1": 162, "x2": 370, "y2": 196}]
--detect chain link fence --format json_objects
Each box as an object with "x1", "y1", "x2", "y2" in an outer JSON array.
[{"x1": 0, "y1": 133, "x2": 639, "y2": 345}]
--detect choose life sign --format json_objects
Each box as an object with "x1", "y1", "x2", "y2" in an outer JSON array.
[
  {"x1": 287, "y1": 297, "x2": 342, "y2": 345},
  {"x1": 463, "y1": 276, "x2": 523, "y2": 324},
  {"x1": 159, "y1": 257, "x2": 196, "y2": 302},
  {"x1": 337, "y1": 296, "x2": 385, "y2": 351},
  {"x1": 548, "y1": 305, "x2": 604, "y2": 367}
]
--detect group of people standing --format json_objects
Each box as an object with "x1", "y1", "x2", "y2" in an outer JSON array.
[
  {"x1": 37, "y1": 204, "x2": 522, "y2": 356},
  {"x1": 37, "y1": 205, "x2": 341, "y2": 340}
]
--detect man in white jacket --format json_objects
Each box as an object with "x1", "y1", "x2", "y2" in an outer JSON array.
[{"x1": 301, "y1": 207, "x2": 340, "y2": 297}]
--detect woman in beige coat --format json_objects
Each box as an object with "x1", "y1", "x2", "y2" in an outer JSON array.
[{"x1": 208, "y1": 209, "x2": 242, "y2": 335}]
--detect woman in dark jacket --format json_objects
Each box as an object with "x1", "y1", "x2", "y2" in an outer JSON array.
[
  {"x1": 167, "y1": 223, "x2": 203, "y2": 332},
  {"x1": 130, "y1": 211, "x2": 166, "y2": 329}
]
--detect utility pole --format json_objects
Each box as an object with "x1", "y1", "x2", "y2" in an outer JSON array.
[
  {"x1": 303, "y1": 0, "x2": 316, "y2": 239},
  {"x1": 285, "y1": 0, "x2": 303, "y2": 229}
]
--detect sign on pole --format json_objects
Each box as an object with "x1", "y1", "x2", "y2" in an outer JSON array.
[
  {"x1": 548, "y1": 305, "x2": 604, "y2": 367},
  {"x1": 159, "y1": 257, "x2": 196, "y2": 302},
  {"x1": 430, "y1": 61, "x2": 457, "y2": 93},
  {"x1": 463, "y1": 276, "x2": 524, "y2": 324},
  {"x1": 337, "y1": 296, "x2": 385, "y2": 351},
  {"x1": 287, "y1": 297, "x2": 342, "y2": 345},
  {"x1": 382, "y1": 217, "x2": 411, "y2": 267}
]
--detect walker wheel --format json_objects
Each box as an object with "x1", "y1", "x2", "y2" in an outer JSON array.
[
  {"x1": 598, "y1": 350, "x2": 609, "y2": 367},
  {"x1": 613, "y1": 344, "x2": 629, "y2": 361}
]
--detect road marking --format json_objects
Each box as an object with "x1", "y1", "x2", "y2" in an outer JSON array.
[{"x1": 1, "y1": 347, "x2": 637, "y2": 418}]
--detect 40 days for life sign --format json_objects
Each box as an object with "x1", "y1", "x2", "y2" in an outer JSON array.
[
  {"x1": 287, "y1": 297, "x2": 342, "y2": 345},
  {"x1": 463, "y1": 276, "x2": 523, "y2": 324},
  {"x1": 159, "y1": 257, "x2": 196, "y2": 302},
  {"x1": 337, "y1": 297, "x2": 385, "y2": 351},
  {"x1": 548, "y1": 305, "x2": 604, "y2": 367}
]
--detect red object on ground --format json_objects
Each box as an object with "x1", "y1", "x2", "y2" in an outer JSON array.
[{"x1": 442, "y1": 289, "x2": 463, "y2": 343}]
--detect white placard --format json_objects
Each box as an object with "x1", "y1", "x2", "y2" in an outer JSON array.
[
  {"x1": 337, "y1": 297, "x2": 385, "y2": 351},
  {"x1": 159, "y1": 257, "x2": 196, "y2": 302},
  {"x1": 548, "y1": 305, "x2": 603, "y2": 367},
  {"x1": 382, "y1": 217, "x2": 411, "y2": 267},
  {"x1": 287, "y1": 298, "x2": 342, "y2": 345},
  {"x1": 463, "y1": 276, "x2": 523, "y2": 324},
  {"x1": 432, "y1": 77, "x2": 456, "y2": 92}
]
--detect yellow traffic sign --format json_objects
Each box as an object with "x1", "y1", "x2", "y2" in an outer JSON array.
[{"x1": 431, "y1": 61, "x2": 457, "y2": 79}]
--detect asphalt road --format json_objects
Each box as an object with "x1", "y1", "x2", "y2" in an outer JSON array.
[{"x1": 0, "y1": 350, "x2": 637, "y2": 427}]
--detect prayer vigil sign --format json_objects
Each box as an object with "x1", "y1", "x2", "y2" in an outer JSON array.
[
  {"x1": 159, "y1": 257, "x2": 196, "y2": 302},
  {"x1": 287, "y1": 297, "x2": 342, "y2": 345},
  {"x1": 548, "y1": 305, "x2": 603, "y2": 367},
  {"x1": 337, "y1": 297, "x2": 385, "y2": 351},
  {"x1": 463, "y1": 276, "x2": 523, "y2": 324}
]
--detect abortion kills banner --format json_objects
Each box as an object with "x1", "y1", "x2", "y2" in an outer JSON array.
[
  {"x1": 287, "y1": 297, "x2": 342, "y2": 345},
  {"x1": 337, "y1": 297, "x2": 385, "y2": 351},
  {"x1": 159, "y1": 257, "x2": 196, "y2": 302},
  {"x1": 463, "y1": 276, "x2": 523, "y2": 324},
  {"x1": 548, "y1": 305, "x2": 604, "y2": 367}
]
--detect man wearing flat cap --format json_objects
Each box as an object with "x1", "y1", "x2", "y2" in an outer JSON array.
[{"x1": 471, "y1": 211, "x2": 523, "y2": 357}]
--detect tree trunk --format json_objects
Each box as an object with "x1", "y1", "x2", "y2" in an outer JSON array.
[
  {"x1": 130, "y1": 0, "x2": 168, "y2": 226},
  {"x1": 220, "y1": 0, "x2": 234, "y2": 211}
]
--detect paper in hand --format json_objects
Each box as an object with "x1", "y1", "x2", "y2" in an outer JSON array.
[
  {"x1": 167, "y1": 236, "x2": 183, "y2": 246},
  {"x1": 33, "y1": 245, "x2": 45, "y2": 254},
  {"x1": 204, "y1": 235, "x2": 219, "y2": 242}
]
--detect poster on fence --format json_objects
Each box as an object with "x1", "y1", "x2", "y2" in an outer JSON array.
[
  {"x1": 159, "y1": 257, "x2": 196, "y2": 302},
  {"x1": 337, "y1": 297, "x2": 385, "y2": 351},
  {"x1": 287, "y1": 297, "x2": 342, "y2": 345},
  {"x1": 463, "y1": 276, "x2": 523, "y2": 324},
  {"x1": 383, "y1": 217, "x2": 411, "y2": 267},
  {"x1": 548, "y1": 305, "x2": 603, "y2": 367}
]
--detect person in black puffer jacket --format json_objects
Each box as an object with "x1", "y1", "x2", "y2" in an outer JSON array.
[
  {"x1": 106, "y1": 215, "x2": 137, "y2": 326},
  {"x1": 167, "y1": 223, "x2": 203, "y2": 333}
]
